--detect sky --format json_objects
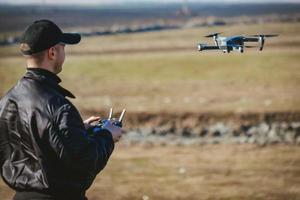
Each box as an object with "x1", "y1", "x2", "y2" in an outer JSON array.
[{"x1": 0, "y1": 0, "x2": 299, "y2": 5}]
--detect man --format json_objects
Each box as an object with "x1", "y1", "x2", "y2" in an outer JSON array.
[{"x1": 0, "y1": 19, "x2": 122, "y2": 200}]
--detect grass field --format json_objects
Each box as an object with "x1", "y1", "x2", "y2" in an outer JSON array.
[
  {"x1": 1, "y1": 23, "x2": 300, "y2": 114},
  {"x1": 1, "y1": 145, "x2": 300, "y2": 200}
]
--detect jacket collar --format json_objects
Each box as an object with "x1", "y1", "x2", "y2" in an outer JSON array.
[{"x1": 24, "y1": 68, "x2": 76, "y2": 98}]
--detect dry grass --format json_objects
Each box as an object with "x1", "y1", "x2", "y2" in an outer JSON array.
[
  {"x1": 1, "y1": 23, "x2": 300, "y2": 114},
  {"x1": 1, "y1": 50, "x2": 299, "y2": 114},
  {"x1": 2, "y1": 145, "x2": 299, "y2": 200},
  {"x1": 85, "y1": 145, "x2": 300, "y2": 200}
]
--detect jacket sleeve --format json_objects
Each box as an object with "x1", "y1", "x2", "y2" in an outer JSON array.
[{"x1": 49, "y1": 103, "x2": 115, "y2": 175}]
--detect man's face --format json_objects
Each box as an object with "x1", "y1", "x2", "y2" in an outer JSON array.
[{"x1": 53, "y1": 43, "x2": 65, "y2": 74}]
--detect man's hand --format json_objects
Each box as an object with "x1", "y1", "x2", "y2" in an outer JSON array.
[
  {"x1": 102, "y1": 120, "x2": 122, "y2": 143},
  {"x1": 84, "y1": 116, "x2": 101, "y2": 130}
]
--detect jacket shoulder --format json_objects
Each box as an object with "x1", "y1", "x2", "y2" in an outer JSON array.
[{"x1": 0, "y1": 77, "x2": 72, "y2": 117}]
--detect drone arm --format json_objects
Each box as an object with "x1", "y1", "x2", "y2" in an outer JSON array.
[
  {"x1": 198, "y1": 44, "x2": 219, "y2": 51},
  {"x1": 243, "y1": 37, "x2": 259, "y2": 42}
]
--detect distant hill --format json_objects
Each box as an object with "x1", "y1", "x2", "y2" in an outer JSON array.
[{"x1": 0, "y1": 3, "x2": 300, "y2": 32}]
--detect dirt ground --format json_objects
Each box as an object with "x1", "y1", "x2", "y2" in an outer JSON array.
[{"x1": 1, "y1": 145, "x2": 299, "y2": 200}]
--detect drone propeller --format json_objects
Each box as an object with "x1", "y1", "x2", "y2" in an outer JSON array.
[
  {"x1": 250, "y1": 34, "x2": 278, "y2": 38},
  {"x1": 205, "y1": 32, "x2": 222, "y2": 38},
  {"x1": 245, "y1": 46, "x2": 258, "y2": 48}
]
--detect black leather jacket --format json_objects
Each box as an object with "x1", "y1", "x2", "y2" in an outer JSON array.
[{"x1": 0, "y1": 68, "x2": 114, "y2": 199}]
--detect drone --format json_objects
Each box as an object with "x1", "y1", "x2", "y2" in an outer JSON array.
[{"x1": 197, "y1": 33, "x2": 278, "y2": 53}]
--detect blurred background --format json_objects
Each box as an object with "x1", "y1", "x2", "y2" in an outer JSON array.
[{"x1": 0, "y1": 0, "x2": 300, "y2": 199}]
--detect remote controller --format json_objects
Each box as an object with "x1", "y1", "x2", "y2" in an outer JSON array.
[{"x1": 89, "y1": 108, "x2": 126, "y2": 134}]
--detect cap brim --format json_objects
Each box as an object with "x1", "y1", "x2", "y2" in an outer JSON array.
[{"x1": 61, "y1": 33, "x2": 81, "y2": 45}]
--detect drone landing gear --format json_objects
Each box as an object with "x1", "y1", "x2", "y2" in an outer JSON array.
[{"x1": 239, "y1": 47, "x2": 244, "y2": 53}]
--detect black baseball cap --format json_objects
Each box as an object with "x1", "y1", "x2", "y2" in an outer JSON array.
[{"x1": 20, "y1": 19, "x2": 81, "y2": 55}]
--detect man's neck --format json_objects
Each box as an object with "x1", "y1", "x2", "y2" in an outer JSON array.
[{"x1": 27, "y1": 62, "x2": 56, "y2": 74}]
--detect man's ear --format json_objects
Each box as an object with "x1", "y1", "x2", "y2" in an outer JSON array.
[{"x1": 47, "y1": 47, "x2": 56, "y2": 60}]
